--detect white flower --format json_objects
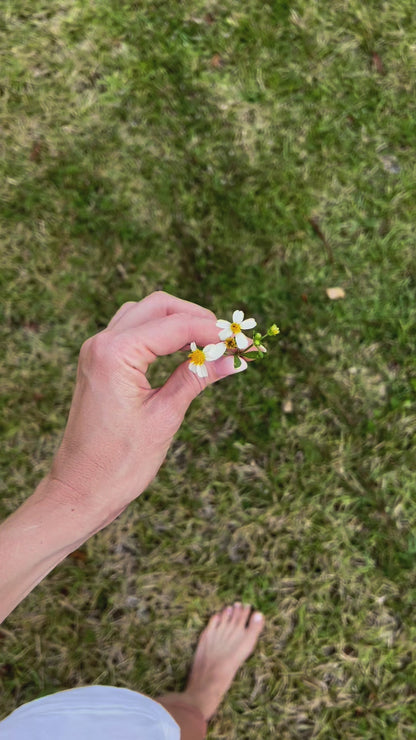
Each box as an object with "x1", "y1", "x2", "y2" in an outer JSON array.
[
  {"x1": 188, "y1": 341, "x2": 226, "y2": 378},
  {"x1": 216, "y1": 310, "x2": 257, "y2": 350}
]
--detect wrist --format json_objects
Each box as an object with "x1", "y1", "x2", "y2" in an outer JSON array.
[{"x1": 38, "y1": 472, "x2": 124, "y2": 538}]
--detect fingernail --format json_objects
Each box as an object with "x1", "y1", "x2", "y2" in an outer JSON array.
[{"x1": 214, "y1": 356, "x2": 248, "y2": 378}]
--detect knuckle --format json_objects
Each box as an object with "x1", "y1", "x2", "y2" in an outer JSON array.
[
  {"x1": 79, "y1": 331, "x2": 117, "y2": 375},
  {"x1": 78, "y1": 335, "x2": 94, "y2": 363},
  {"x1": 119, "y1": 300, "x2": 136, "y2": 311},
  {"x1": 148, "y1": 289, "x2": 169, "y2": 305}
]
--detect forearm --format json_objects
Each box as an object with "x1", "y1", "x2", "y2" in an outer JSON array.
[{"x1": 0, "y1": 476, "x2": 104, "y2": 624}]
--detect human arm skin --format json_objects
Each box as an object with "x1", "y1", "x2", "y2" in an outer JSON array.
[{"x1": 0, "y1": 292, "x2": 244, "y2": 623}]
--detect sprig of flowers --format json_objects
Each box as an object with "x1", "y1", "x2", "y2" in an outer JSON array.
[{"x1": 188, "y1": 310, "x2": 280, "y2": 374}]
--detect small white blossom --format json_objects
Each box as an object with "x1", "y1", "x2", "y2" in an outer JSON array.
[
  {"x1": 188, "y1": 341, "x2": 226, "y2": 377},
  {"x1": 216, "y1": 309, "x2": 257, "y2": 350}
]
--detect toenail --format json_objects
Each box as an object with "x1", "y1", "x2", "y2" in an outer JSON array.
[
  {"x1": 253, "y1": 612, "x2": 264, "y2": 622},
  {"x1": 234, "y1": 601, "x2": 242, "y2": 607}
]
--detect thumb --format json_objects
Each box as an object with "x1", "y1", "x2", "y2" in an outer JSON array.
[{"x1": 153, "y1": 354, "x2": 248, "y2": 419}]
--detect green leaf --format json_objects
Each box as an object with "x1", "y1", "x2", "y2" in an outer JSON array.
[{"x1": 234, "y1": 355, "x2": 242, "y2": 369}]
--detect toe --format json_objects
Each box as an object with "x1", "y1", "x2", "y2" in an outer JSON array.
[
  {"x1": 231, "y1": 602, "x2": 243, "y2": 623},
  {"x1": 247, "y1": 611, "x2": 264, "y2": 638},
  {"x1": 232, "y1": 602, "x2": 249, "y2": 627},
  {"x1": 208, "y1": 612, "x2": 221, "y2": 630}
]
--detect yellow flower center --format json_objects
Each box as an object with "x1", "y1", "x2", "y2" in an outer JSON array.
[
  {"x1": 188, "y1": 348, "x2": 205, "y2": 365},
  {"x1": 230, "y1": 322, "x2": 241, "y2": 334},
  {"x1": 225, "y1": 337, "x2": 237, "y2": 349}
]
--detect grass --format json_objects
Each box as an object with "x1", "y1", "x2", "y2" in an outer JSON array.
[{"x1": 1, "y1": 0, "x2": 415, "y2": 737}]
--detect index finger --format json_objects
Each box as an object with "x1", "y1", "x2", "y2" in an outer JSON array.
[
  {"x1": 119, "y1": 313, "x2": 221, "y2": 374},
  {"x1": 107, "y1": 291, "x2": 216, "y2": 332}
]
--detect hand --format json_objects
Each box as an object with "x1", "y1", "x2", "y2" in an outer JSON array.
[{"x1": 48, "y1": 292, "x2": 244, "y2": 526}]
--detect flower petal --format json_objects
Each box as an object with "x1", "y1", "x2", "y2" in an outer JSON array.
[
  {"x1": 190, "y1": 341, "x2": 197, "y2": 351},
  {"x1": 204, "y1": 342, "x2": 226, "y2": 361},
  {"x1": 232, "y1": 309, "x2": 244, "y2": 324},
  {"x1": 240, "y1": 317, "x2": 256, "y2": 330},
  {"x1": 218, "y1": 327, "x2": 232, "y2": 340},
  {"x1": 189, "y1": 363, "x2": 198, "y2": 374},
  {"x1": 236, "y1": 332, "x2": 249, "y2": 349},
  {"x1": 197, "y1": 364, "x2": 208, "y2": 378},
  {"x1": 216, "y1": 319, "x2": 231, "y2": 329}
]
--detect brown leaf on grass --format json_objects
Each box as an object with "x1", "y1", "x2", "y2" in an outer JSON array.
[
  {"x1": 326, "y1": 287, "x2": 345, "y2": 300},
  {"x1": 282, "y1": 399, "x2": 293, "y2": 413},
  {"x1": 204, "y1": 13, "x2": 215, "y2": 25},
  {"x1": 372, "y1": 52, "x2": 385, "y2": 75},
  {"x1": 68, "y1": 549, "x2": 87, "y2": 562},
  {"x1": 210, "y1": 53, "x2": 223, "y2": 68},
  {"x1": 29, "y1": 141, "x2": 42, "y2": 162}
]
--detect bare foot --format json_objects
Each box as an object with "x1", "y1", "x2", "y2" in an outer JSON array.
[{"x1": 182, "y1": 603, "x2": 264, "y2": 720}]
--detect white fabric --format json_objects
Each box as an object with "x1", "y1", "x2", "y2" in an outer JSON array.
[{"x1": 0, "y1": 686, "x2": 180, "y2": 740}]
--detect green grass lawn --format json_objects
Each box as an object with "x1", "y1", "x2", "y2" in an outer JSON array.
[{"x1": 1, "y1": 0, "x2": 415, "y2": 737}]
